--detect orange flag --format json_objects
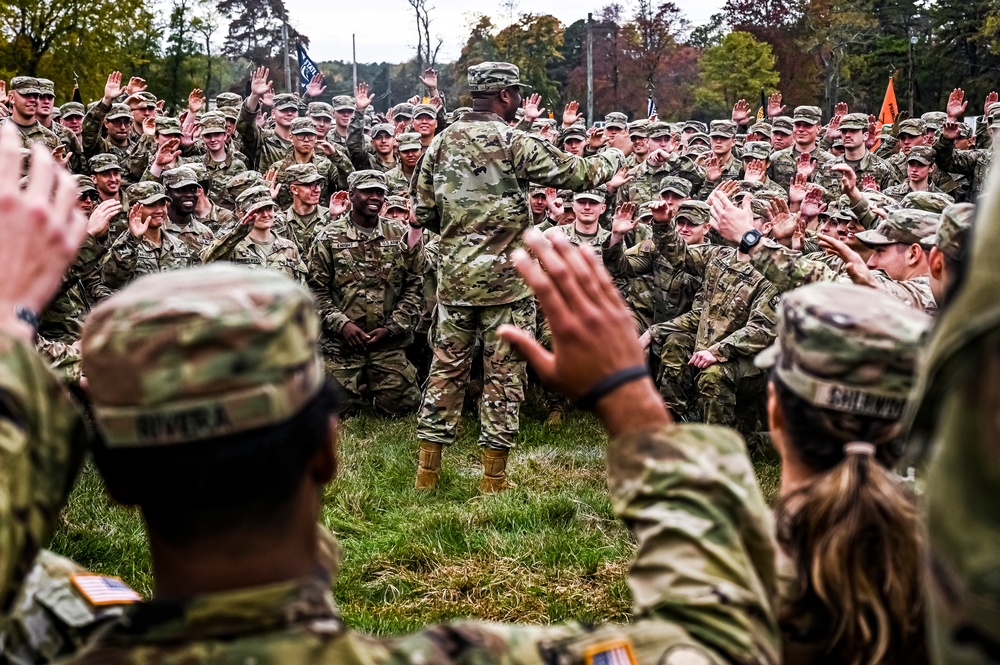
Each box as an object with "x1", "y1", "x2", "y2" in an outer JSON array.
[{"x1": 874, "y1": 77, "x2": 898, "y2": 148}]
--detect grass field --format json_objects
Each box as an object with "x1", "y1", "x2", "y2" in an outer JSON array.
[{"x1": 49, "y1": 397, "x2": 781, "y2": 635}]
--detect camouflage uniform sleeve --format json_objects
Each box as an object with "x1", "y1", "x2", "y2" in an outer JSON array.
[
  {"x1": 649, "y1": 302, "x2": 704, "y2": 342},
  {"x1": 874, "y1": 135, "x2": 897, "y2": 159},
  {"x1": 346, "y1": 112, "x2": 374, "y2": 171},
  {"x1": 750, "y1": 240, "x2": 840, "y2": 293},
  {"x1": 327, "y1": 145, "x2": 355, "y2": 193},
  {"x1": 873, "y1": 274, "x2": 937, "y2": 315},
  {"x1": 99, "y1": 231, "x2": 142, "y2": 290},
  {"x1": 848, "y1": 196, "x2": 879, "y2": 230},
  {"x1": 934, "y1": 137, "x2": 979, "y2": 179},
  {"x1": 125, "y1": 135, "x2": 155, "y2": 182},
  {"x1": 511, "y1": 134, "x2": 625, "y2": 191},
  {"x1": 236, "y1": 102, "x2": 264, "y2": 166},
  {"x1": 81, "y1": 101, "x2": 110, "y2": 158},
  {"x1": 201, "y1": 220, "x2": 252, "y2": 263},
  {"x1": 652, "y1": 222, "x2": 709, "y2": 277},
  {"x1": 0, "y1": 333, "x2": 87, "y2": 613},
  {"x1": 386, "y1": 238, "x2": 425, "y2": 338},
  {"x1": 305, "y1": 232, "x2": 352, "y2": 336},
  {"x1": 707, "y1": 285, "x2": 779, "y2": 361},
  {"x1": 413, "y1": 145, "x2": 441, "y2": 234},
  {"x1": 602, "y1": 237, "x2": 652, "y2": 278}
]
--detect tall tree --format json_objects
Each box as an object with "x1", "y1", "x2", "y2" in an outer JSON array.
[
  {"x1": 494, "y1": 14, "x2": 564, "y2": 105},
  {"x1": 695, "y1": 31, "x2": 780, "y2": 115},
  {"x1": 163, "y1": 0, "x2": 199, "y2": 110},
  {"x1": 407, "y1": 0, "x2": 442, "y2": 72},
  {"x1": 217, "y1": 0, "x2": 307, "y2": 90}
]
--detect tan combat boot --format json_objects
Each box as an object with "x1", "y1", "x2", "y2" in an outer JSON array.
[
  {"x1": 414, "y1": 441, "x2": 443, "y2": 489},
  {"x1": 479, "y1": 447, "x2": 516, "y2": 494}
]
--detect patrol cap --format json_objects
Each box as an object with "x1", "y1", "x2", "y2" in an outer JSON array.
[
  {"x1": 955, "y1": 123, "x2": 972, "y2": 138},
  {"x1": 162, "y1": 166, "x2": 200, "y2": 190},
  {"x1": 347, "y1": 169, "x2": 388, "y2": 192},
  {"x1": 284, "y1": 163, "x2": 325, "y2": 185},
  {"x1": 562, "y1": 125, "x2": 587, "y2": 141},
  {"x1": 647, "y1": 121, "x2": 672, "y2": 139},
  {"x1": 528, "y1": 185, "x2": 547, "y2": 196},
  {"x1": 107, "y1": 104, "x2": 132, "y2": 121},
  {"x1": 897, "y1": 118, "x2": 926, "y2": 137},
  {"x1": 855, "y1": 209, "x2": 939, "y2": 246},
  {"x1": 839, "y1": 113, "x2": 869, "y2": 131},
  {"x1": 771, "y1": 116, "x2": 794, "y2": 135},
  {"x1": 391, "y1": 102, "x2": 414, "y2": 119},
  {"x1": 659, "y1": 176, "x2": 692, "y2": 197},
  {"x1": 685, "y1": 143, "x2": 710, "y2": 156},
  {"x1": 396, "y1": 132, "x2": 421, "y2": 151},
  {"x1": 628, "y1": 120, "x2": 649, "y2": 138},
  {"x1": 682, "y1": 120, "x2": 707, "y2": 133},
  {"x1": 920, "y1": 202, "x2": 974, "y2": 260},
  {"x1": 10, "y1": 77, "x2": 40, "y2": 95},
  {"x1": 573, "y1": 190, "x2": 605, "y2": 203},
  {"x1": 126, "y1": 91, "x2": 157, "y2": 108},
  {"x1": 155, "y1": 116, "x2": 182, "y2": 136},
  {"x1": 290, "y1": 117, "x2": 319, "y2": 135},
  {"x1": 412, "y1": 103, "x2": 436, "y2": 118},
  {"x1": 921, "y1": 111, "x2": 947, "y2": 130},
  {"x1": 75, "y1": 174, "x2": 97, "y2": 194},
  {"x1": 272, "y1": 93, "x2": 299, "y2": 111},
  {"x1": 749, "y1": 121, "x2": 772, "y2": 137},
  {"x1": 236, "y1": 185, "x2": 276, "y2": 215},
  {"x1": 199, "y1": 111, "x2": 227, "y2": 135},
  {"x1": 330, "y1": 95, "x2": 355, "y2": 112},
  {"x1": 900, "y1": 191, "x2": 953, "y2": 213},
  {"x1": 186, "y1": 163, "x2": 210, "y2": 185},
  {"x1": 60, "y1": 102, "x2": 85, "y2": 118},
  {"x1": 127, "y1": 181, "x2": 171, "y2": 206},
  {"x1": 827, "y1": 199, "x2": 858, "y2": 222},
  {"x1": 906, "y1": 145, "x2": 935, "y2": 165},
  {"x1": 676, "y1": 200, "x2": 710, "y2": 225},
  {"x1": 385, "y1": 195, "x2": 409, "y2": 212},
  {"x1": 225, "y1": 170, "x2": 264, "y2": 199},
  {"x1": 307, "y1": 102, "x2": 335, "y2": 119},
  {"x1": 793, "y1": 105, "x2": 823, "y2": 125},
  {"x1": 214, "y1": 92, "x2": 242, "y2": 108},
  {"x1": 688, "y1": 132, "x2": 711, "y2": 146},
  {"x1": 221, "y1": 107, "x2": 239, "y2": 121},
  {"x1": 81, "y1": 265, "x2": 324, "y2": 448},
  {"x1": 368, "y1": 122, "x2": 393, "y2": 138},
  {"x1": 750, "y1": 197, "x2": 771, "y2": 219},
  {"x1": 89, "y1": 153, "x2": 122, "y2": 173},
  {"x1": 636, "y1": 201, "x2": 655, "y2": 219},
  {"x1": 755, "y1": 282, "x2": 928, "y2": 419},
  {"x1": 741, "y1": 141, "x2": 771, "y2": 161},
  {"x1": 35, "y1": 78, "x2": 55, "y2": 96},
  {"x1": 709, "y1": 120, "x2": 737, "y2": 138},
  {"x1": 604, "y1": 112, "x2": 628, "y2": 129},
  {"x1": 468, "y1": 62, "x2": 531, "y2": 92}
]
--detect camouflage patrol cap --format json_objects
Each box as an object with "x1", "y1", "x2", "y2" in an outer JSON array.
[
  {"x1": 307, "y1": 102, "x2": 335, "y2": 119},
  {"x1": 897, "y1": 118, "x2": 926, "y2": 136},
  {"x1": 225, "y1": 170, "x2": 264, "y2": 199},
  {"x1": 604, "y1": 112, "x2": 628, "y2": 129},
  {"x1": 987, "y1": 101, "x2": 1000, "y2": 118},
  {"x1": 370, "y1": 122, "x2": 394, "y2": 137},
  {"x1": 127, "y1": 181, "x2": 171, "y2": 206},
  {"x1": 709, "y1": 120, "x2": 738, "y2": 138},
  {"x1": 290, "y1": 117, "x2": 318, "y2": 135},
  {"x1": 827, "y1": 198, "x2": 858, "y2": 222},
  {"x1": 659, "y1": 176, "x2": 692, "y2": 197},
  {"x1": 467, "y1": 62, "x2": 530, "y2": 92},
  {"x1": 10, "y1": 77, "x2": 40, "y2": 95},
  {"x1": 682, "y1": 120, "x2": 707, "y2": 133},
  {"x1": 199, "y1": 111, "x2": 227, "y2": 134},
  {"x1": 573, "y1": 190, "x2": 605, "y2": 203},
  {"x1": 676, "y1": 200, "x2": 710, "y2": 225},
  {"x1": 755, "y1": 282, "x2": 928, "y2": 419},
  {"x1": 688, "y1": 132, "x2": 711, "y2": 146},
  {"x1": 921, "y1": 111, "x2": 947, "y2": 130},
  {"x1": 636, "y1": 201, "x2": 655, "y2": 219},
  {"x1": 412, "y1": 103, "x2": 436, "y2": 118},
  {"x1": 856, "y1": 209, "x2": 939, "y2": 246},
  {"x1": 331, "y1": 95, "x2": 356, "y2": 112},
  {"x1": 750, "y1": 198, "x2": 771, "y2": 219},
  {"x1": 236, "y1": 186, "x2": 276, "y2": 215},
  {"x1": 906, "y1": 145, "x2": 935, "y2": 165},
  {"x1": 186, "y1": 163, "x2": 210, "y2": 185},
  {"x1": 955, "y1": 122, "x2": 972, "y2": 138},
  {"x1": 771, "y1": 116, "x2": 794, "y2": 134},
  {"x1": 81, "y1": 265, "x2": 324, "y2": 448},
  {"x1": 221, "y1": 106, "x2": 239, "y2": 121},
  {"x1": 347, "y1": 169, "x2": 388, "y2": 192},
  {"x1": 863, "y1": 191, "x2": 900, "y2": 215},
  {"x1": 793, "y1": 105, "x2": 823, "y2": 125},
  {"x1": 272, "y1": 93, "x2": 299, "y2": 111},
  {"x1": 900, "y1": 191, "x2": 953, "y2": 213},
  {"x1": 74, "y1": 174, "x2": 97, "y2": 194},
  {"x1": 284, "y1": 163, "x2": 325, "y2": 185},
  {"x1": 89, "y1": 153, "x2": 122, "y2": 173},
  {"x1": 60, "y1": 102, "x2": 85, "y2": 118},
  {"x1": 396, "y1": 132, "x2": 422, "y2": 151},
  {"x1": 155, "y1": 116, "x2": 182, "y2": 136},
  {"x1": 562, "y1": 125, "x2": 587, "y2": 141},
  {"x1": 628, "y1": 120, "x2": 649, "y2": 138},
  {"x1": 741, "y1": 141, "x2": 771, "y2": 161},
  {"x1": 107, "y1": 104, "x2": 132, "y2": 121},
  {"x1": 162, "y1": 166, "x2": 200, "y2": 190},
  {"x1": 920, "y1": 202, "x2": 973, "y2": 260},
  {"x1": 391, "y1": 102, "x2": 414, "y2": 119},
  {"x1": 839, "y1": 113, "x2": 869, "y2": 131},
  {"x1": 125, "y1": 91, "x2": 157, "y2": 108},
  {"x1": 214, "y1": 92, "x2": 242, "y2": 108},
  {"x1": 528, "y1": 185, "x2": 547, "y2": 196},
  {"x1": 749, "y1": 120, "x2": 772, "y2": 137},
  {"x1": 385, "y1": 195, "x2": 409, "y2": 211},
  {"x1": 35, "y1": 78, "x2": 55, "y2": 96},
  {"x1": 686, "y1": 144, "x2": 710, "y2": 156},
  {"x1": 647, "y1": 121, "x2": 672, "y2": 139}
]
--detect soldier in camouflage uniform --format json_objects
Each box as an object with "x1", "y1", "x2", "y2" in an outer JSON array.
[
  {"x1": 186, "y1": 162, "x2": 234, "y2": 233},
  {"x1": 935, "y1": 113, "x2": 996, "y2": 197},
  {"x1": 767, "y1": 106, "x2": 838, "y2": 195},
  {"x1": 237, "y1": 68, "x2": 296, "y2": 172},
  {"x1": 920, "y1": 202, "x2": 974, "y2": 304},
  {"x1": 306, "y1": 170, "x2": 423, "y2": 415},
  {"x1": 203, "y1": 186, "x2": 306, "y2": 281},
  {"x1": 82, "y1": 75, "x2": 135, "y2": 168},
  {"x1": 272, "y1": 118, "x2": 352, "y2": 208},
  {"x1": 34, "y1": 78, "x2": 85, "y2": 173},
  {"x1": 358, "y1": 122, "x2": 398, "y2": 172},
  {"x1": 88, "y1": 153, "x2": 129, "y2": 233},
  {"x1": 306, "y1": 102, "x2": 335, "y2": 142},
  {"x1": 699, "y1": 120, "x2": 743, "y2": 198},
  {"x1": 58, "y1": 102, "x2": 85, "y2": 144},
  {"x1": 160, "y1": 166, "x2": 216, "y2": 253},
  {"x1": 327, "y1": 95, "x2": 357, "y2": 146},
  {"x1": 739, "y1": 141, "x2": 787, "y2": 194},
  {"x1": 883, "y1": 145, "x2": 952, "y2": 202},
  {"x1": 829, "y1": 113, "x2": 896, "y2": 189},
  {"x1": 280, "y1": 163, "x2": 331, "y2": 254},
  {"x1": 192, "y1": 112, "x2": 248, "y2": 208},
  {"x1": 412, "y1": 62, "x2": 628, "y2": 493},
  {"x1": 3, "y1": 77, "x2": 61, "y2": 152},
  {"x1": 384, "y1": 132, "x2": 422, "y2": 195},
  {"x1": 220, "y1": 169, "x2": 264, "y2": 213}
]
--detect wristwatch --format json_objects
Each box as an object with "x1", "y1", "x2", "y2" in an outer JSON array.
[{"x1": 739, "y1": 229, "x2": 763, "y2": 254}]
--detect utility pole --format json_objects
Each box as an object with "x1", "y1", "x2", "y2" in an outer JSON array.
[
  {"x1": 586, "y1": 13, "x2": 594, "y2": 126},
  {"x1": 282, "y1": 20, "x2": 291, "y2": 93},
  {"x1": 908, "y1": 29, "x2": 916, "y2": 116},
  {"x1": 352, "y1": 34, "x2": 358, "y2": 93}
]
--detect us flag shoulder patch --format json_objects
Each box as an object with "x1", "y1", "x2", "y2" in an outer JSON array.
[
  {"x1": 71, "y1": 573, "x2": 142, "y2": 606},
  {"x1": 585, "y1": 639, "x2": 637, "y2": 665}
]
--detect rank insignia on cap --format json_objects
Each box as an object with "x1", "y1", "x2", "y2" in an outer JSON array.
[
  {"x1": 584, "y1": 639, "x2": 638, "y2": 665},
  {"x1": 71, "y1": 573, "x2": 143, "y2": 606}
]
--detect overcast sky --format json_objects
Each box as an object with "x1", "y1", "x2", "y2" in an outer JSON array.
[{"x1": 283, "y1": 0, "x2": 725, "y2": 65}]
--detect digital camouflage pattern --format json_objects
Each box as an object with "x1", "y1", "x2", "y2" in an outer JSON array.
[
  {"x1": 236, "y1": 102, "x2": 292, "y2": 173},
  {"x1": 900, "y1": 190, "x2": 954, "y2": 213},
  {"x1": 920, "y1": 202, "x2": 975, "y2": 260},
  {"x1": 81, "y1": 102, "x2": 131, "y2": 168},
  {"x1": 97, "y1": 228, "x2": 200, "y2": 296},
  {"x1": 413, "y1": 111, "x2": 625, "y2": 306},
  {"x1": 272, "y1": 151, "x2": 351, "y2": 209},
  {"x1": 831, "y1": 150, "x2": 897, "y2": 190},
  {"x1": 934, "y1": 135, "x2": 994, "y2": 194},
  {"x1": 279, "y1": 204, "x2": 330, "y2": 254},
  {"x1": 6, "y1": 118, "x2": 61, "y2": 152},
  {"x1": 202, "y1": 216, "x2": 307, "y2": 282},
  {"x1": 768, "y1": 146, "x2": 839, "y2": 196}
]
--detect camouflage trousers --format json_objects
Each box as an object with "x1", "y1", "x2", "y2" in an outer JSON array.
[
  {"x1": 657, "y1": 331, "x2": 763, "y2": 427},
  {"x1": 324, "y1": 348, "x2": 421, "y2": 417},
  {"x1": 417, "y1": 298, "x2": 536, "y2": 449}
]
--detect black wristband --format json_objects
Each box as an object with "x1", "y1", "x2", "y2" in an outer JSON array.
[
  {"x1": 14, "y1": 304, "x2": 39, "y2": 331},
  {"x1": 576, "y1": 365, "x2": 650, "y2": 410}
]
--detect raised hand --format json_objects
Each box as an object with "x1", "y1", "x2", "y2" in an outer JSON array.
[
  {"x1": 562, "y1": 101, "x2": 581, "y2": 128},
  {"x1": 716, "y1": 179, "x2": 741, "y2": 201},
  {"x1": 791, "y1": 215, "x2": 806, "y2": 252},
  {"x1": 51, "y1": 145, "x2": 71, "y2": 169},
  {"x1": 890, "y1": 110, "x2": 909, "y2": 137},
  {"x1": 407, "y1": 95, "x2": 420, "y2": 105},
  {"x1": 87, "y1": 199, "x2": 121, "y2": 238},
  {"x1": 104, "y1": 71, "x2": 123, "y2": 103},
  {"x1": 419, "y1": 67, "x2": 438, "y2": 92},
  {"x1": 766, "y1": 198, "x2": 795, "y2": 242},
  {"x1": 818, "y1": 232, "x2": 875, "y2": 287},
  {"x1": 587, "y1": 126, "x2": 605, "y2": 149},
  {"x1": 705, "y1": 156, "x2": 724, "y2": 182},
  {"x1": 306, "y1": 72, "x2": 327, "y2": 98},
  {"x1": 830, "y1": 163, "x2": 858, "y2": 197},
  {"x1": 316, "y1": 141, "x2": 336, "y2": 156},
  {"x1": 428, "y1": 94, "x2": 442, "y2": 110},
  {"x1": 768, "y1": 92, "x2": 786, "y2": 118},
  {"x1": 947, "y1": 88, "x2": 968, "y2": 120},
  {"x1": 355, "y1": 82, "x2": 374, "y2": 112},
  {"x1": 126, "y1": 77, "x2": 147, "y2": 96},
  {"x1": 834, "y1": 101, "x2": 849, "y2": 117},
  {"x1": 606, "y1": 167, "x2": 633, "y2": 191},
  {"x1": 264, "y1": 167, "x2": 281, "y2": 199},
  {"x1": 942, "y1": 120, "x2": 962, "y2": 141},
  {"x1": 250, "y1": 66, "x2": 272, "y2": 98},
  {"x1": 329, "y1": 191, "x2": 350, "y2": 218},
  {"x1": 127, "y1": 203, "x2": 150, "y2": 238},
  {"x1": 865, "y1": 115, "x2": 878, "y2": 149},
  {"x1": 826, "y1": 113, "x2": 842, "y2": 140},
  {"x1": 795, "y1": 151, "x2": 815, "y2": 180},
  {"x1": 743, "y1": 158, "x2": 767, "y2": 183},
  {"x1": 801, "y1": 186, "x2": 824, "y2": 218},
  {"x1": 606, "y1": 130, "x2": 633, "y2": 156},
  {"x1": 860, "y1": 173, "x2": 880, "y2": 192},
  {"x1": 789, "y1": 172, "x2": 808, "y2": 206},
  {"x1": 611, "y1": 202, "x2": 638, "y2": 235},
  {"x1": 238, "y1": 209, "x2": 258, "y2": 227},
  {"x1": 155, "y1": 138, "x2": 182, "y2": 168},
  {"x1": 984, "y1": 91, "x2": 998, "y2": 117},
  {"x1": 0, "y1": 81, "x2": 7, "y2": 106},
  {"x1": 522, "y1": 93, "x2": 545, "y2": 122},
  {"x1": 142, "y1": 116, "x2": 156, "y2": 136},
  {"x1": 707, "y1": 190, "x2": 754, "y2": 243},
  {"x1": 188, "y1": 88, "x2": 205, "y2": 114},
  {"x1": 731, "y1": 98, "x2": 751, "y2": 125}
]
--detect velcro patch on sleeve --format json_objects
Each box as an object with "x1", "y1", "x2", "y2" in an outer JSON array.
[
  {"x1": 71, "y1": 573, "x2": 142, "y2": 606},
  {"x1": 585, "y1": 639, "x2": 637, "y2": 665}
]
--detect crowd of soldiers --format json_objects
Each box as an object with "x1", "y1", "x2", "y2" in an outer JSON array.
[{"x1": 0, "y1": 57, "x2": 998, "y2": 665}]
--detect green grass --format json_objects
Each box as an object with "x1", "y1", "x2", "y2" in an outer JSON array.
[{"x1": 49, "y1": 397, "x2": 781, "y2": 635}]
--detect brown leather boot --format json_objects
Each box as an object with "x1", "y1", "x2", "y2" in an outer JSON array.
[
  {"x1": 479, "y1": 447, "x2": 516, "y2": 494},
  {"x1": 414, "y1": 441, "x2": 443, "y2": 490}
]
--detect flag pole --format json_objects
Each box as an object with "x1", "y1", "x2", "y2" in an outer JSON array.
[{"x1": 352, "y1": 34, "x2": 358, "y2": 93}]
